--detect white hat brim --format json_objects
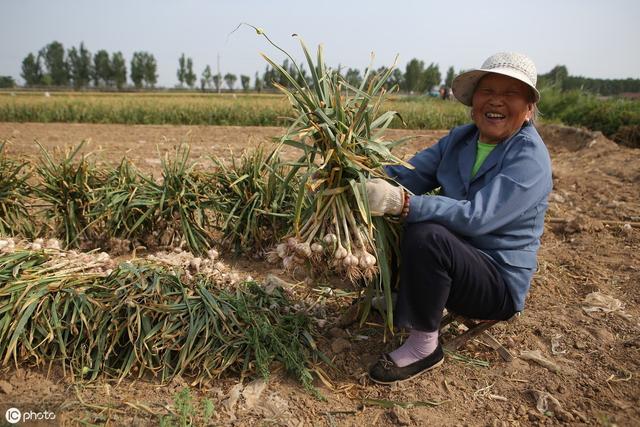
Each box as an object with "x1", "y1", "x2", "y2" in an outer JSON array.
[{"x1": 452, "y1": 68, "x2": 540, "y2": 106}]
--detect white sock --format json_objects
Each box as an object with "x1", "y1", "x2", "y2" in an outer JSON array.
[{"x1": 389, "y1": 329, "x2": 439, "y2": 368}]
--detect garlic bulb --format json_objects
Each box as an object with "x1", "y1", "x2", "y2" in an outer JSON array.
[
  {"x1": 323, "y1": 234, "x2": 337, "y2": 244},
  {"x1": 334, "y1": 245, "x2": 348, "y2": 259}
]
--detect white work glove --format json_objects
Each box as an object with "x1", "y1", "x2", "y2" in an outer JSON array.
[{"x1": 365, "y1": 178, "x2": 404, "y2": 216}]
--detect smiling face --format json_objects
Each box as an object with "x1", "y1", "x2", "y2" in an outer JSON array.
[{"x1": 471, "y1": 73, "x2": 535, "y2": 144}]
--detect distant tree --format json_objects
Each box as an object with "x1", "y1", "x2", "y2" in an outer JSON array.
[
  {"x1": 130, "y1": 52, "x2": 145, "y2": 88},
  {"x1": 344, "y1": 68, "x2": 362, "y2": 88},
  {"x1": 274, "y1": 59, "x2": 288, "y2": 88},
  {"x1": 177, "y1": 53, "x2": 187, "y2": 87},
  {"x1": 21, "y1": 53, "x2": 43, "y2": 86},
  {"x1": 390, "y1": 68, "x2": 404, "y2": 91},
  {"x1": 254, "y1": 72, "x2": 263, "y2": 92},
  {"x1": 68, "y1": 43, "x2": 92, "y2": 89},
  {"x1": 68, "y1": 47, "x2": 81, "y2": 86},
  {"x1": 111, "y1": 52, "x2": 127, "y2": 89},
  {"x1": 39, "y1": 41, "x2": 69, "y2": 86},
  {"x1": 212, "y1": 73, "x2": 222, "y2": 92},
  {"x1": 547, "y1": 65, "x2": 569, "y2": 90},
  {"x1": 277, "y1": 59, "x2": 309, "y2": 88},
  {"x1": 423, "y1": 63, "x2": 441, "y2": 92},
  {"x1": 240, "y1": 74, "x2": 250, "y2": 92},
  {"x1": 200, "y1": 65, "x2": 213, "y2": 91},
  {"x1": 92, "y1": 50, "x2": 112, "y2": 87},
  {"x1": 262, "y1": 65, "x2": 277, "y2": 89},
  {"x1": 287, "y1": 60, "x2": 297, "y2": 86},
  {"x1": 445, "y1": 66, "x2": 455, "y2": 88},
  {"x1": 0, "y1": 76, "x2": 16, "y2": 88},
  {"x1": 143, "y1": 53, "x2": 158, "y2": 88},
  {"x1": 373, "y1": 66, "x2": 392, "y2": 89},
  {"x1": 185, "y1": 58, "x2": 196, "y2": 89},
  {"x1": 405, "y1": 58, "x2": 425, "y2": 93},
  {"x1": 224, "y1": 73, "x2": 237, "y2": 91},
  {"x1": 40, "y1": 74, "x2": 53, "y2": 86}
]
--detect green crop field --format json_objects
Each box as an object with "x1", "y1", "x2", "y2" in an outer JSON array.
[
  {"x1": 0, "y1": 91, "x2": 469, "y2": 129},
  {"x1": 1, "y1": 89, "x2": 638, "y2": 147}
]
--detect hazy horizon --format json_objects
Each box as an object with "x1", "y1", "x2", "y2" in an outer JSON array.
[{"x1": 1, "y1": 0, "x2": 639, "y2": 88}]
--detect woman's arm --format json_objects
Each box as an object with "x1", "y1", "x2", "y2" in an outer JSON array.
[
  {"x1": 405, "y1": 138, "x2": 551, "y2": 236},
  {"x1": 385, "y1": 134, "x2": 447, "y2": 195}
]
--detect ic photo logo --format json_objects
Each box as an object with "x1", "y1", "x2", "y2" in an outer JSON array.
[
  {"x1": 4, "y1": 407, "x2": 56, "y2": 424},
  {"x1": 5, "y1": 407, "x2": 21, "y2": 424}
]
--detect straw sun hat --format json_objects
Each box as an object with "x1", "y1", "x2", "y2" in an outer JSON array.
[{"x1": 452, "y1": 52, "x2": 540, "y2": 106}]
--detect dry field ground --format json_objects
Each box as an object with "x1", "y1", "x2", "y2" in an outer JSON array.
[{"x1": 0, "y1": 122, "x2": 639, "y2": 426}]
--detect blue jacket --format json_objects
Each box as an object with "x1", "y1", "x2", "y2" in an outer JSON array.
[{"x1": 386, "y1": 123, "x2": 552, "y2": 311}]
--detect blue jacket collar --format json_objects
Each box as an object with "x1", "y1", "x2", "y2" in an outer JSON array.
[{"x1": 460, "y1": 123, "x2": 532, "y2": 189}]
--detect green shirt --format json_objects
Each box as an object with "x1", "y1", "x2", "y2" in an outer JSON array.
[{"x1": 471, "y1": 141, "x2": 497, "y2": 178}]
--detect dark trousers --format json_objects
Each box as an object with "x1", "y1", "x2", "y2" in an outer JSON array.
[{"x1": 395, "y1": 222, "x2": 516, "y2": 332}]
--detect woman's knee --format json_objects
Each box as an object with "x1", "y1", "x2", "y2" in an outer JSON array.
[{"x1": 402, "y1": 222, "x2": 454, "y2": 253}]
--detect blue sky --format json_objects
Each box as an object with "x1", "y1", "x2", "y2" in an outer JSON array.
[{"x1": 1, "y1": 0, "x2": 638, "y2": 87}]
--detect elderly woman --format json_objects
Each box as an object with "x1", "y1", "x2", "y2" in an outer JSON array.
[{"x1": 366, "y1": 52, "x2": 552, "y2": 384}]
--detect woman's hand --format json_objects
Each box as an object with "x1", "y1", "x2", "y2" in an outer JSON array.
[{"x1": 365, "y1": 178, "x2": 404, "y2": 216}]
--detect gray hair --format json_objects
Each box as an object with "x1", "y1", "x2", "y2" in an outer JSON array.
[{"x1": 528, "y1": 103, "x2": 540, "y2": 126}]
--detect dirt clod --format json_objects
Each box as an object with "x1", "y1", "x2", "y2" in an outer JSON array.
[
  {"x1": 0, "y1": 380, "x2": 12, "y2": 394},
  {"x1": 331, "y1": 337, "x2": 352, "y2": 354},
  {"x1": 389, "y1": 405, "x2": 412, "y2": 425}
]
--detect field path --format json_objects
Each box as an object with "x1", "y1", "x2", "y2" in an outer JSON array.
[{"x1": 0, "y1": 122, "x2": 447, "y2": 172}]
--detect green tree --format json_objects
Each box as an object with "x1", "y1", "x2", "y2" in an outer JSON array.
[
  {"x1": 185, "y1": 58, "x2": 196, "y2": 89},
  {"x1": 254, "y1": 72, "x2": 263, "y2": 92},
  {"x1": 344, "y1": 68, "x2": 362, "y2": 88},
  {"x1": 177, "y1": 53, "x2": 186, "y2": 87},
  {"x1": 240, "y1": 74, "x2": 250, "y2": 92},
  {"x1": 21, "y1": 53, "x2": 43, "y2": 87},
  {"x1": 224, "y1": 73, "x2": 237, "y2": 91},
  {"x1": 373, "y1": 66, "x2": 393, "y2": 89},
  {"x1": 143, "y1": 53, "x2": 158, "y2": 88},
  {"x1": 92, "y1": 49, "x2": 112, "y2": 87},
  {"x1": 445, "y1": 66, "x2": 455, "y2": 88},
  {"x1": 40, "y1": 41, "x2": 69, "y2": 86},
  {"x1": 275, "y1": 59, "x2": 295, "y2": 88},
  {"x1": 547, "y1": 65, "x2": 569, "y2": 90},
  {"x1": 405, "y1": 58, "x2": 425, "y2": 93},
  {"x1": 200, "y1": 65, "x2": 213, "y2": 91},
  {"x1": 68, "y1": 47, "x2": 81, "y2": 87},
  {"x1": 262, "y1": 65, "x2": 277, "y2": 89},
  {"x1": 212, "y1": 73, "x2": 222, "y2": 92},
  {"x1": 390, "y1": 69, "x2": 404, "y2": 91},
  {"x1": 111, "y1": 52, "x2": 127, "y2": 89},
  {"x1": 0, "y1": 76, "x2": 16, "y2": 88},
  {"x1": 423, "y1": 63, "x2": 441, "y2": 93},
  {"x1": 68, "y1": 42, "x2": 92, "y2": 89},
  {"x1": 130, "y1": 52, "x2": 145, "y2": 89}
]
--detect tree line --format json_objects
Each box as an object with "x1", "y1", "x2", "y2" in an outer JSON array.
[
  {"x1": 19, "y1": 41, "x2": 157, "y2": 89},
  {"x1": 2, "y1": 40, "x2": 639, "y2": 96},
  {"x1": 539, "y1": 65, "x2": 640, "y2": 96},
  {"x1": 6, "y1": 40, "x2": 453, "y2": 93}
]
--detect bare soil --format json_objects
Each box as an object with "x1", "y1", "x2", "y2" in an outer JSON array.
[{"x1": 0, "y1": 122, "x2": 639, "y2": 426}]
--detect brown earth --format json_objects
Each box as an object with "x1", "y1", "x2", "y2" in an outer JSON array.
[{"x1": 0, "y1": 122, "x2": 639, "y2": 426}]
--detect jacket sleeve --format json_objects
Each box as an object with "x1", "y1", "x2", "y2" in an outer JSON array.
[
  {"x1": 405, "y1": 138, "x2": 551, "y2": 237},
  {"x1": 384, "y1": 134, "x2": 447, "y2": 195}
]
